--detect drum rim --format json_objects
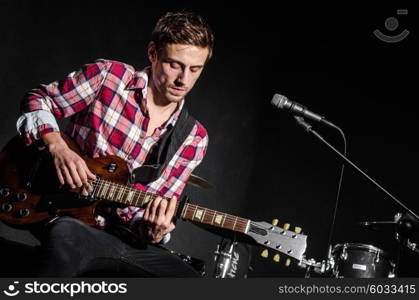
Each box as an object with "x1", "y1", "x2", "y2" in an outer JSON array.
[{"x1": 332, "y1": 242, "x2": 389, "y2": 257}]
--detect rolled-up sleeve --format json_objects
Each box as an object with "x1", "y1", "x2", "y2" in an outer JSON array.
[{"x1": 17, "y1": 59, "x2": 111, "y2": 145}]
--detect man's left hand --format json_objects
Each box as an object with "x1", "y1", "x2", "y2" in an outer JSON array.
[{"x1": 142, "y1": 196, "x2": 177, "y2": 243}]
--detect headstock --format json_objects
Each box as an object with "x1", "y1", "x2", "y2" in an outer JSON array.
[{"x1": 247, "y1": 219, "x2": 307, "y2": 266}]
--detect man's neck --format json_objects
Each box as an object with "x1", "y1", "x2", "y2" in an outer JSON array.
[{"x1": 146, "y1": 85, "x2": 179, "y2": 118}]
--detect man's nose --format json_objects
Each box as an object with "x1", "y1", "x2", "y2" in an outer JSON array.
[{"x1": 176, "y1": 70, "x2": 189, "y2": 86}]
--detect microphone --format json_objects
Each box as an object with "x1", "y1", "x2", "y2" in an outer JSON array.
[{"x1": 271, "y1": 93, "x2": 336, "y2": 128}]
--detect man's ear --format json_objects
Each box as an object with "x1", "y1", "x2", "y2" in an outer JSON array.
[{"x1": 147, "y1": 42, "x2": 157, "y2": 63}]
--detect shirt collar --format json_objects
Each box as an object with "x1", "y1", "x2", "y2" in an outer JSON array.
[
  {"x1": 126, "y1": 66, "x2": 185, "y2": 128},
  {"x1": 167, "y1": 99, "x2": 184, "y2": 127},
  {"x1": 125, "y1": 67, "x2": 149, "y2": 91}
]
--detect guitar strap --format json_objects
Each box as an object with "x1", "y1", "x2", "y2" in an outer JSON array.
[{"x1": 131, "y1": 107, "x2": 196, "y2": 185}]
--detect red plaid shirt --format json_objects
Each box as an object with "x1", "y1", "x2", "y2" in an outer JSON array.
[{"x1": 17, "y1": 59, "x2": 208, "y2": 242}]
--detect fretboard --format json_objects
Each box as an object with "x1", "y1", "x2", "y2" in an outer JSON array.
[
  {"x1": 92, "y1": 178, "x2": 249, "y2": 233},
  {"x1": 181, "y1": 203, "x2": 249, "y2": 233},
  {"x1": 92, "y1": 178, "x2": 162, "y2": 208}
]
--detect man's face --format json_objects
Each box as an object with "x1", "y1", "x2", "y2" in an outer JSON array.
[{"x1": 148, "y1": 42, "x2": 209, "y2": 103}]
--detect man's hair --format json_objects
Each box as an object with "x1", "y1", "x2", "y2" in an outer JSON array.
[{"x1": 151, "y1": 12, "x2": 214, "y2": 62}]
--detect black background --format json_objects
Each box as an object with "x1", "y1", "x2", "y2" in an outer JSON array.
[{"x1": 0, "y1": 0, "x2": 417, "y2": 277}]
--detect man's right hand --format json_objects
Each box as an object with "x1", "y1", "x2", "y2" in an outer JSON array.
[{"x1": 42, "y1": 132, "x2": 96, "y2": 195}]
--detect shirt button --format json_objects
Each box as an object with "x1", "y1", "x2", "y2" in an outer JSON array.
[{"x1": 128, "y1": 155, "x2": 134, "y2": 160}]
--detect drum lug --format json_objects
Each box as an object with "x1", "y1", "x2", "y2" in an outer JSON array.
[
  {"x1": 340, "y1": 244, "x2": 348, "y2": 261},
  {"x1": 374, "y1": 251, "x2": 380, "y2": 263},
  {"x1": 388, "y1": 261, "x2": 396, "y2": 278}
]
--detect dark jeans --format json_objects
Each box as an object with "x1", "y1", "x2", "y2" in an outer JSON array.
[{"x1": 31, "y1": 216, "x2": 200, "y2": 277}]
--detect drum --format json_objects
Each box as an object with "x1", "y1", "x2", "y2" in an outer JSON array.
[
  {"x1": 331, "y1": 243, "x2": 395, "y2": 278},
  {"x1": 213, "y1": 238, "x2": 252, "y2": 278}
]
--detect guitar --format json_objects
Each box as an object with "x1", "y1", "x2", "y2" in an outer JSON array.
[{"x1": 0, "y1": 135, "x2": 308, "y2": 261}]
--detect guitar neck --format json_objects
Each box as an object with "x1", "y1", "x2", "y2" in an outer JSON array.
[
  {"x1": 92, "y1": 178, "x2": 249, "y2": 233},
  {"x1": 92, "y1": 177, "x2": 162, "y2": 208},
  {"x1": 181, "y1": 203, "x2": 249, "y2": 233}
]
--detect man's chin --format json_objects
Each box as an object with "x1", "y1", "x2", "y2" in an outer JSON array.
[{"x1": 166, "y1": 92, "x2": 185, "y2": 103}]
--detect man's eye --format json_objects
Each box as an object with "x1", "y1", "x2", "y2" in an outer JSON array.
[{"x1": 170, "y1": 62, "x2": 181, "y2": 69}]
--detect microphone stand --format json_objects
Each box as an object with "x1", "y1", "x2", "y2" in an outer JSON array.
[{"x1": 294, "y1": 116, "x2": 418, "y2": 220}]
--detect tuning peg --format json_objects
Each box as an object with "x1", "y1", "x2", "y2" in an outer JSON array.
[
  {"x1": 283, "y1": 223, "x2": 290, "y2": 230},
  {"x1": 261, "y1": 249, "x2": 269, "y2": 258},
  {"x1": 273, "y1": 253, "x2": 280, "y2": 263},
  {"x1": 271, "y1": 219, "x2": 279, "y2": 226},
  {"x1": 285, "y1": 258, "x2": 291, "y2": 267},
  {"x1": 294, "y1": 226, "x2": 302, "y2": 234}
]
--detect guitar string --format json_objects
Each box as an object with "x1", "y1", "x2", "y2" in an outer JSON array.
[
  {"x1": 91, "y1": 181, "x2": 297, "y2": 235},
  {"x1": 94, "y1": 180, "x2": 249, "y2": 230},
  {"x1": 88, "y1": 178, "x2": 250, "y2": 229},
  {"x1": 188, "y1": 204, "x2": 249, "y2": 230},
  {"x1": 81, "y1": 178, "x2": 298, "y2": 253},
  {"x1": 90, "y1": 182, "x2": 298, "y2": 252},
  {"x1": 94, "y1": 178, "x2": 250, "y2": 229},
  {"x1": 85, "y1": 177, "x2": 292, "y2": 232},
  {"x1": 188, "y1": 204, "x2": 249, "y2": 224},
  {"x1": 87, "y1": 180, "x2": 300, "y2": 241}
]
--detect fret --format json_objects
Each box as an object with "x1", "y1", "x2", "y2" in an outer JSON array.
[
  {"x1": 101, "y1": 182, "x2": 110, "y2": 198},
  {"x1": 95, "y1": 179, "x2": 104, "y2": 198},
  {"x1": 123, "y1": 186, "x2": 130, "y2": 204},
  {"x1": 181, "y1": 202, "x2": 188, "y2": 219},
  {"x1": 123, "y1": 186, "x2": 129, "y2": 203},
  {"x1": 201, "y1": 208, "x2": 207, "y2": 223},
  {"x1": 232, "y1": 216, "x2": 238, "y2": 230},
  {"x1": 126, "y1": 190, "x2": 134, "y2": 205},
  {"x1": 121, "y1": 185, "x2": 128, "y2": 204},
  {"x1": 192, "y1": 205, "x2": 198, "y2": 220},
  {"x1": 134, "y1": 190, "x2": 141, "y2": 207},
  {"x1": 221, "y1": 213, "x2": 226, "y2": 228},
  {"x1": 108, "y1": 184, "x2": 116, "y2": 199},
  {"x1": 116, "y1": 185, "x2": 124, "y2": 202},
  {"x1": 210, "y1": 210, "x2": 216, "y2": 225}
]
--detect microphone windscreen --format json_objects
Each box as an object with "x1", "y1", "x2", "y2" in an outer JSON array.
[{"x1": 271, "y1": 93, "x2": 288, "y2": 109}]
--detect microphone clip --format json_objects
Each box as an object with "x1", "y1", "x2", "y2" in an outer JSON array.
[{"x1": 294, "y1": 116, "x2": 312, "y2": 132}]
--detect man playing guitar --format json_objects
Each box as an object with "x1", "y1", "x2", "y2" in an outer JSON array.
[{"x1": 14, "y1": 11, "x2": 213, "y2": 277}]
